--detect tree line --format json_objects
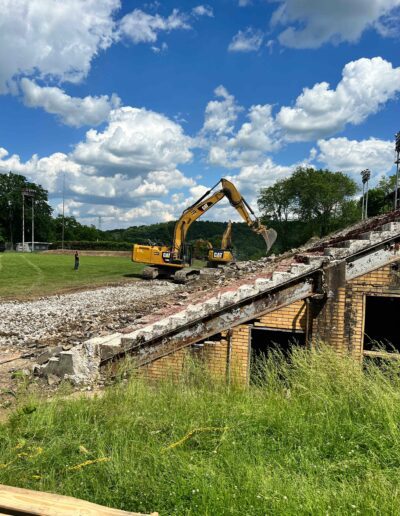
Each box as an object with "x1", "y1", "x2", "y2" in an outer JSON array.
[{"x1": 0, "y1": 168, "x2": 397, "y2": 259}]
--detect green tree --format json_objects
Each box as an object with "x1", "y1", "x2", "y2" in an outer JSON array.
[
  {"x1": 52, "y1": 215, "x2": 104, "y2": 242},
  {"x1": 258, "y1": 167, "x2": 360, "y2": 252},
  {"x1": 289, "y1": 167, "x2": 358, "y2": 235},
  {"x1": 0, "y1": 172, "x2": 53, "y2": 244}
]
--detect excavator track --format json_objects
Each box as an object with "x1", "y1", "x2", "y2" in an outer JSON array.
[
  {"x1": 142, "y1": 266, "x2": 160, "y2": 280},
  {"x1": 173, "y1": 268, "x2": 201, "y2": 284}
]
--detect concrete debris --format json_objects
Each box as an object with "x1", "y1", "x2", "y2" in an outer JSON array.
[
  {"x1": 2, "y1": 209, "x2": 400, "y2": 388},
  {"x1": 0, "y1": 281, "x2": 179, "y2": 349},
  {"x1": 36, "y1": 341, "x2": 101, "y2": 385}
]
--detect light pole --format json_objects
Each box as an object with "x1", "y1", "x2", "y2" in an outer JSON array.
[
  {"x1": 361, "y1": 169, "x2": 371, "y2": 220},
  {"x1": 395, "y1": 132, "x2": 400, "y2": 210},
  {"x1": 62, "y1": 173, "x2": 65, "y2": 250},
  {"x1": 22, "y1": 188, "x2": 36, "y2": 251},
  {"x1": 22, "y1": 191, "x2": 25, "y2": 250},
  {"x1": 7, "y1": 200, "x2": 13, "y2": 247}
]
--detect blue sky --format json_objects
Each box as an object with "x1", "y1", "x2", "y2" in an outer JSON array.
[{"x1": 0, "y1": 0, "x2": 400, "y2": 227}]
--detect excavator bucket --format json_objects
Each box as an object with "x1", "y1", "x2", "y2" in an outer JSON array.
[{"x1": 259, "y1": 227, "x2": 278, "y2": 253}]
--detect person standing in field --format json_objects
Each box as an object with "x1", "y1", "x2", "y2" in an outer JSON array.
[{"x1": 74, "y1": 251, "x2": 80, "y2": 271}]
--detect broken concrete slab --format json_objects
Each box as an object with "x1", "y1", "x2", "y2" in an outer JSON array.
[
  {"x1": 37, "y1": 342, "x2": 101, "y2": 385},
  {"x1": 36, "y1": 346, "x2": 64, "y2": 365}
]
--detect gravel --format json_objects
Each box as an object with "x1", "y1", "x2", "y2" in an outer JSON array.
[{"x1": 0, "y1": 281, "x2": 179, "y2": 349}]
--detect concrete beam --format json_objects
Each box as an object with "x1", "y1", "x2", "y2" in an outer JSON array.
[{"x1": 118, "y1": 279, "x2": 314, "y2": 367}]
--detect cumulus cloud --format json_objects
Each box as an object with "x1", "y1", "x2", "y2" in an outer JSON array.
[
  {"x1": 201, "y1": 57, "x2": 400, "y2": 175},
  {"x1": 276, "y1": 57, "x2": 400, "y2": 141},
  {"x1": 20, "y1": 79, "x2": 121, "y2": 127},
  {"x1": 271, "y1": 0, "x2": 400, "y2": 49},
  {"x1": 72, "y1": 106, "x2": 193, "y2": 175},
  {"x1": 192, "y1": 5, "x2": 214, "y2": 17},
  {"x1": 0, "y1": 104, "x2": 197, "y2": 226},
  {"x1": 0, "y1": 1, "x2": 213, "y2": 95},
  {"x1": 317, "y1": 137, "x2": 395, "y2": 179},
  {"x1": 228, "y1": 27, "x2": 264, "y2": 52},
  {"x1": 0, "y1": 0, "x2": 119, "y2": 93},
  {"x1": 201, "y1": 87, "x2": 280, "y2": 168},
  {"x1": 117, "y1": 8, "x2": 190, "y2": 44},
  {"x1": 201, "y1": 85, "x2": 242, "y2": 136}
]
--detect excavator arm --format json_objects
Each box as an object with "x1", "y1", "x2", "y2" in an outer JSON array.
[
  {"x1": 172, "y1": 178, "x2": 277, "y2": 256},
  {"x1": 221, "y1": 220, "x2": 232, "y2": 250}
]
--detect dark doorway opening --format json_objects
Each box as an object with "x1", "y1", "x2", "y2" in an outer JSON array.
[
  {"x1": 250, "y1": 328, "x2": 306, "y2": 381},
  {"x1": 364, "y1": 296, "x2": 400, "y2": 352}
]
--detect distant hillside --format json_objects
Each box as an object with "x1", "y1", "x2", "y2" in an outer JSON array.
[{"x1": 104, "y1": 220, "x2": 272, "y2": 261}]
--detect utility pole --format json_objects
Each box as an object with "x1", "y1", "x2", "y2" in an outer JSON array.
[
  {"x1": 361, "y1": 169, "x2": 371, "y2": 220},
  {"x1": 395, "y1": 132, "x2": 400, "y2": 210},
  {"x1": 61, "y1": 173, "x2": 65, "y2": 250}
]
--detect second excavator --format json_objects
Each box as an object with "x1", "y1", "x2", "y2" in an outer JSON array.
[
  {"x1": 206, "y1": 220, "x2": 234, "y2": 266},
  {"x1": 132, "y1": 178, "x2": 277, "y2": 282}
]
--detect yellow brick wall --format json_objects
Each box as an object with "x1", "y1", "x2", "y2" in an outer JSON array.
[
  {"x1": 142, "y1": 258, "x2": 400, "y2": 382},
  {"x1": 200, "y1": 339, "x2": 229, "y2": 378},
  {"x1": 143, "y1": 348, "x2": 187, "y2": 380},
  {"x1": 257, "y1": 300, "x2": 307, "y2": 331},
  {"x1": 313, "y1": 260, "x2": 400, "y2": 359},
  {"x1": 230, "y1": 325, "x2": 250, "y2": 385},
  {"x1": 344, "y1": 261, "x2": 399, "y2": 359}
]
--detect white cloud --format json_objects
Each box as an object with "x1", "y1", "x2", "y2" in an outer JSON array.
[
  {"x1": 228, "y1": 27, "x2": 264, "y2": 52},
  {"x1": 192, "y1": 5, "x2": 214, "y2": 17},
  {"x1": 201, "y1": 88, "x2": 280, "y2": 168},
  {"x1": 151, "y1": 42, "x2": 168, "y2": 54},
  {"x1": 117, "y1": 8, "x2": 190, "y2": 44},
  {"x1": 317, "y1": 137, "x2": 395, "y2": 179},
  {"x1": 201, "y1": 57, "x2": 400, "y2": 175},
  {"x1": 233, "y1": 104, "x2": 280, "y2": 153},
  {"x1": 0, "y1": 0, "x2": 119, "y2": 93},
  {"x1": 0, "y1": 1, "x2": 212, "y2": 95},
  {"x1": 277, "y1": 57, "x2": 400, "y2": 141},
  {"x1": 72, "y1": 106, "x2": 193, "y2": 175},
  {"x1": 20, "y1": 79, "x2": 120, "y2": 127},
  {"x1": 201, "y1": 85, "x2": 242, "y2": 136},
  {"x1": 238, "y1": 0, "x2": 252, "y2": 6},
  {"x1": 271, "y1": 0, "x2": 400, "y2": 49},
  {"x1": 0, "y1": 104, "x2": 196, "y2": 226}
]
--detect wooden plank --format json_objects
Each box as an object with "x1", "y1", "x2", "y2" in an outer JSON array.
[
  {"x1": 0, "y1": 484, "x2": 158, "y2": 516},
  {"x1": 363, "y1": 350, "x2": 400, "y2": 360}
]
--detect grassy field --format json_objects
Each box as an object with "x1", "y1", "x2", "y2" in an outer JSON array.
[
  {"x1": 0, "y1": 252, "x2": 145, "y2": 299},
  {"x1": 1, "y1": 348, "x2": 400, "y2": 514}
]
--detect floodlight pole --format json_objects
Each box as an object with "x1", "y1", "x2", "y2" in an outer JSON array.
[
  {"x1": 361, "y1": 169, "x2": 371, "y2": 220},
  {"x1": 22, "y1": 192, "x2": 25, "y2": 250},
  {"x1": 395, "y1": 132, "x2": 400, "y2": 210},
  {"x1": 361, "y1": 182, "x2": 365, "y2": 220},
  {"x1": 61, "y1": 173, "x2": 65, "y2": 250},
  {"x1": 31, "y1": 196, "x2": 34, "y2": 253}
]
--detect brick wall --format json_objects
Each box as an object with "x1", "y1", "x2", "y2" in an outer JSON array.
[
  {"x1": 256, "y1": 300, "x2": 307, "y2": 331},
  {"x1": 313, "y1": 259, "x2": 400, "y2": 359},
  {"x1": 142, "y1": 258, "x2": 400, "y2": 384}
]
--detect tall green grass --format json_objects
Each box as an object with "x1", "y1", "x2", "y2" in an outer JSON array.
[{"x1": 1, "y1": 347, "x2": 400, "y2": 514}]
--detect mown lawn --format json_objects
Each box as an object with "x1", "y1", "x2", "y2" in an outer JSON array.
[
  {"x1": 1, "y1": 348, "x2": 400, "y2": 515},
  {"x1": 0, "y1": 252, "x2": 145, "y2": 299}
]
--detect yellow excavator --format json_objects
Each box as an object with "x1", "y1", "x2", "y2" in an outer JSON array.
[
  {"x1": 132, "y1": 178, "x2": 277, "y2": 282},
  {"x1": 206, "y1": 220, "x2": 234, "y2": 266}
]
